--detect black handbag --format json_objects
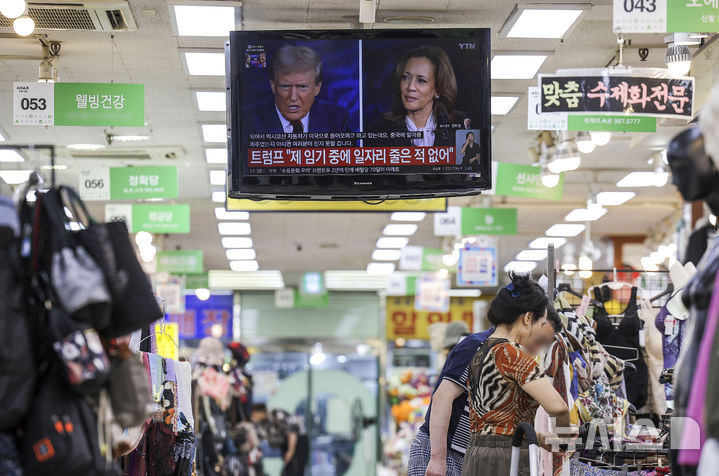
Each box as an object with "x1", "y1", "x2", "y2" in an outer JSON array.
[{"x1": 58, "y1": 186, "x2": 163, "y2": 338}]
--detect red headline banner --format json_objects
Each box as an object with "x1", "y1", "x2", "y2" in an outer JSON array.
[{"x1": 248, "y1": 146, "x2": 455, "y2": 168}]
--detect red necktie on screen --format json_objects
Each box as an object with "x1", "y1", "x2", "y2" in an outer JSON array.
[{"x1": 291, "y1": 122, "x2": 303, "y2": 133}]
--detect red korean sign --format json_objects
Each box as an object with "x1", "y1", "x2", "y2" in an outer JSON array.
[
  {"x1": 386, "y1": 296, "x2": 475, "y2": 340},
  {"x1": 539, "y1": 74, "x2": 694, "y2": 119}
]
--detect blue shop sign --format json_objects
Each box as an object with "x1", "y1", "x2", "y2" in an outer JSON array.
[{"x1": 167, "y1": 294, "x2": 233, "y2": 340}]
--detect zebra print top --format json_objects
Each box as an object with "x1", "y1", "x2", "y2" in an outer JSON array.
[{"x1": 468, "y1": 338, "x2": 544, "y2": 436}]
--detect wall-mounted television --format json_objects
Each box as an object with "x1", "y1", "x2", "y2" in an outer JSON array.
[{"x1": 226, "y1": 28, "x2": 491, "y2": 200}]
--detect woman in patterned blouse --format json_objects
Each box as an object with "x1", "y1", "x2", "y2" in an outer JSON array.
[{"x1": 462, "y1": 272, "x2": 573, "y2": 476}]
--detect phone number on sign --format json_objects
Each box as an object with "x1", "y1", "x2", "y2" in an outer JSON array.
[{"x1": 248, "y1": 146, "x2": 454, "y2": 168}]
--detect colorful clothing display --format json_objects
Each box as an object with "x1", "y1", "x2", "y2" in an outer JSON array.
[{"x1": 655, "y1": 302, "x2": 688, "y2": 402}]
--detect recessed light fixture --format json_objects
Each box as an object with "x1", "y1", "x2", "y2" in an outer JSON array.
[
  {"x1": 367, "y1": 262, "x2": 396, "y2": 275},
  {"x1": 491, "y1": 54, "x2": 548, "y2": 80},
  {"x1": 222, "y1": 237, "x2": 253, "y2": 248},
  {"x1": 230, "y1": 260, "x2": 259, "y2": 272},
  {"x1": 617, "y1": 171, "x2": 669, "y2": 188},
  {"x1": 546, "y1": 223, "x2": 585, "y2": 237},
  {"x1": 215, "y1": 207, "x2": 249, "y2": 220},
  {"x1": 0, "y1": 150, "x2": 25, "y2": 162},
  {"x1": 376, "y1": 237, "x2": 409, "y2": 248},
  {"x1": 383, "y1": 224, "x2": 418, "y2": 236},
  {"x1": 202, "y1": 124, "x2": 227, "y2": 143},
  {"x1": 226, "y1": 249, "x2": 256, "y2": 260},
  {"x1": 596, "y1": 191, "x2": 636, "y2": 206},
  {"x1": 390, "y1": 212, "x2": 426, "y2": 222},
  {"x1": 590, "y1": 131, "x2": 611, "y2": 146},
  {"x1": 218, "y1": 222, "x2": 251, "y2": 235},
  {"x1": 528, "y1": 237, "x2": 567, "y2": 249},
  {"x1": 0, "y1": 170, "x2": 33, "y2": 185},
  {"x1": 501, "y1": 5, "x2": 587, "y2": 39},
  {"x1": 212, "y1": 191, "x2": 225, "y2": 203},
  {"x1": 184, "y1": 52, "x2": 226, "y2": 76},
  {"x1": 516, "y1": 249, "x2": 548, "y2": 261},
  {"x1": 565, "y1": 207, "x2": 608, "y2": 222},
  {"x1": 209, "y1": 170, "x2": 227, "y2": 186},
  {"x1": 172, "y1": 5, "x2": 236, "y2": 37},
  {"x1": 0, "y1": 0, "x2": 26, "y2": 19},
  {"x1": 371, "y1": 249, "x2": 402, "y2": 261},
  {"x1": 205, "y1": 148, "x2": 227, "y2": 164},
  {"x1": 504, "y1": 261, "x2": 537, "y2": 273},
  {"x1": 195, "y1": 91, "x2": 226, "y2": 112},
  {"x1": 491, "y1": 96, "x2": 520, "y2": 115}
]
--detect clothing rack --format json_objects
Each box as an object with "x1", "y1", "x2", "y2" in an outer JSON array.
[
  {"x1": 0, "y1": 144, "x2": 57, "y2": 187},
  {"x1": 554, "y1": 268, "x2": 673, "y2": 308}
]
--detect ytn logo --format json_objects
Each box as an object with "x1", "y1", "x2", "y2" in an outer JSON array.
[{"x1": 459, "y1": 43, "x2": 476, "y2": 50}]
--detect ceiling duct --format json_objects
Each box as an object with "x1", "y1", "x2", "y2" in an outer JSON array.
[
  {"x1": 0, "y1": 0, "x2": 137, "y2": 32},
  {"x1": 67, "y1": 146, "x2": 184, "y2": 161}
]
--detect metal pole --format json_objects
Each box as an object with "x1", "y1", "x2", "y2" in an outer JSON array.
[{"x1": 548, "y1": 244, "x2": 556, "y2": 300}]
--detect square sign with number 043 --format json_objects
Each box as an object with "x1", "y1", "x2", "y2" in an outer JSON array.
[
  {"x1": 79, "y1": 168, "x2": 111, "y2": 201},
  {"x1": 13, "y1": 82, "x2": 54, "y2": 126},
  {"x1": 613, "y1": 0, "x2": 665, "y2": 33}
]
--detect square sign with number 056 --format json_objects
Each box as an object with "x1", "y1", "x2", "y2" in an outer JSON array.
[
  {"x1": 13, "y1": 82, "x2": 54, "y2": 126},
  {"x1": 79, "y1": 168, "x2": 111, "y2": 201}
]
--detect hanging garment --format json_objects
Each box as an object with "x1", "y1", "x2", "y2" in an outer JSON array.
[
  {"x1": 569, "y1": 459, "x2": 625, "y2": 475},
  {"x1": 175, "y1": 361, "x2": 195, "y2": 430},
  {"x1": 655, "y1": 302, "x2": 689, "y2": 402},
  {"x1": 594, "y1": 286, "x2": 649, "y2": 409},
  {"x1": 639, "y1": 299, "x2": 668, "y2": 415}
]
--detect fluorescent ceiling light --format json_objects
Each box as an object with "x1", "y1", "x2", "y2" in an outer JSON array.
[
  {"x1": 230, "y1": 260, "x2": 259, "y2": 272},
  {"x1": 324, "y1": 271, "x2": 388, "y2": 291},
  {"x1": 371, "y1": 249, "x2": 402, "y2": 261},
  {"x1": 0, "y1": 132, "x2": 5, "y2": 141},
  {"x1": 491, "y1": 55, "x2": 547, "y2": 80},
  {"x1": 376, "y1": 237, "x2": 409, "y2": 248},
  {"x1": 196, "y1": 91, "x2": 226, "y2": 112},
  {"x1": 448, "y1": 289, "x2": 482, "y2": 297},
  {"x1": 596, "y1": 191, "x2": 636, "y2": 206},
  {"x1": 0, "y1": 170, "x2": 33, "y2": 185},
  {"x1": 218, "y1": 222, "x2": 251, "y2": 235},
  {"x1": 491, "y1": 96, "x2": 520, "y2": 115},
  {"x1": 184, "y1": 52, "x2": 226, "y2": 76},
  {"x1": 367, "y1": 262, "x2": 396, "y2": 275},
  {"x1": 209, "y1": 170, "x2": 227, "y2": 186},
  {"x1": 504, "y1": 8, "x2": 584, "y2": 39},
  {"x1": 212, "y1": 191, "x2": 226, "y2": 203},
  {"x1": 516, "y1": 249, "x2": 548, "y2": 261},
  {"x1": 383, "y1": 224, "x2": 418, "y2": 236},
  {"x1": 0, "y1": 150, "x2": 25, "y2": 162},
  {"x1": 504, "y1": 261, "x2": 538, "y2": 273},
  {"x1": 208, "y1": 270, "x2": 284, "y2": 290},
  {"x1": 202, "y1": 124, "x2": 227, "y2": 143},
  {"x1": 215, "y1": 207, "x2": 249, "y2": 220},
  {"x1": 546, "y1": 223, "x2": 585, "y2": 237},
  {"x1": 111, "y1": 135, "x2": 150, "y2": 143},
  {"x1": 66, "y1": 143, "x2": 105, "y2": 151},
  {"x1": 173, "y1": 5, "x2": 235, "y2": 37},
  {"x1": 226, "y1": 248, "x2": 256, "y2": 260},
  {"x1": 222, "y1": 237, "x2": 253, "y2": 248},
  {"x1": 528, "y1": 237, "x2": 567, "y2": 249},
  {"x1": 390, "y1": 212, "x2": 426, "y2": 222},
  {"x1": 565, "y1": 207, "x2": 608, "y2": 222},
  {"x1": 617, "y1": 171, "x2": 669, "y2": 188},
  {"x1": 205, "y1": 148, "x2": 227, "y2": 164}
]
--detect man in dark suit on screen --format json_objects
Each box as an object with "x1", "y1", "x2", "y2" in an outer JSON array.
[{"x1": 245, "y1": 45, "x2": 350, "y2": 134}]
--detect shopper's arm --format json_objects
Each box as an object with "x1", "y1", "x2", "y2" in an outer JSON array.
[
  {"x1": 425, "y1": 379, "x2": 464, "y2": 476},
  {"x1": 284, "y1": 432, "x2": 298, "y2": 464},
  {"x1": 521, "y1": 378, "x2": 570, "y2": 429}
]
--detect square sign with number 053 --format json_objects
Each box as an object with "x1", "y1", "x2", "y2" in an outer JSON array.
[{"x1": 13, "y1": 82, "x2": 54, "y2": 126}]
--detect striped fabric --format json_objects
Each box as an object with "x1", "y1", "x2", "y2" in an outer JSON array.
[{"x1": 407, "y1": 430, "x2": 464, "y2": 476}]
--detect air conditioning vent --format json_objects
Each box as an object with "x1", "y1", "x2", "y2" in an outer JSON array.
[{"x1": 0, "y1": 0, "x2": 137, "y2": 31}]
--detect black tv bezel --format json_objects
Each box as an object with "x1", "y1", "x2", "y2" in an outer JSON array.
[{"x1": 226, "y1": 28, "x2": 491, "y2": 201}]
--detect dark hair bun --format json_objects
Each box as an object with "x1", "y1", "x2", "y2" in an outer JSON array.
[{"x1": 487, "y1": 272, "x2": 548, "y2": 327}]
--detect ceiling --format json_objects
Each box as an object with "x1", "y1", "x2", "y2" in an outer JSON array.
[{"x1": 0, "y1": 0, "x2": 698, "y2": 276}]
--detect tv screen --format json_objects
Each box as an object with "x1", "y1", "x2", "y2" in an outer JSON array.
[{"x1": 226, "y1": 29, "x2": 491, "y2": 200}]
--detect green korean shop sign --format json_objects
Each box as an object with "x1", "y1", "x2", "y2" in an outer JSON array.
[
  {"x1": 156, "y1": 250, "x2": 203, "y2": 274},
  {"x1": 461, "y1": 208, "x2": 518, "y2": 235},
  {"x1": 568, "y1": 115, "x2": 656, "y2": 133},
  {"x1": 131, "y1": 204, "x2": 190, "y2": 234},
  {"x1": 667, "y1": 1, "x2": 719, "y2": 33},
  {"x1": 495, "y1": 162, "x2": 564, "y2": 201},
  {"x1": 110, "y1": 166, "x2": 178, "y2": 200},
  {"x1": 54, "y1": 83, "x2": 144, "y2": 127}
]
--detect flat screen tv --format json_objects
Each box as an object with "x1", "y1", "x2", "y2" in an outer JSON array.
[{"x1": 226, "y1": 28, "x2": 491, "y2": 200}]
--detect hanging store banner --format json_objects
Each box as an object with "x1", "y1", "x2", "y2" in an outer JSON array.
[
  {"x1": 131, "y1": 204, "x2": 191, "y2": 234},
  {"x1": 386, "y1": 296, "x2": 475, "y2": 340},
  {"x1": 495, "y1": 162, "x2": 564, "y2": 201},
  {"x1": 167, "y1": 294, "x2": 233, "y2": 341},
  {"x1": 567, "y1": 114, "x2": 657, "y2": 132},
  {"x1": 227, "y1": 197, "x2": 446, "y2": 212},
  {"x1": 458, "y1": 246, "x2": 498, "y2": 287},
  {"x1": 54, "y1": 83, "x2": 145, "y2": 127},
  {"x1": 399, "y1": 247, "x2": 446, "y2": 271},
  {"x1": 613, "y1": 0, "x2": 719, "y2": 33},
  {"x1": 461, "y1": 208, "x2": 518, "y2": 235},
  {"x1": 13, "y1": 82, "x2": 54, "y2": 126},
  {"x1": 539, "y1": 74, "x2": 694, "y2": 119},
  {"x1": 387, "y1": 274, "x2": 418, "y2": 296},
  {"x1": 156, "y1": 250, "x2": 204, "y2": 274},
  {"x1": 527, "y1": 86, "x2": 568, "y2": 131},
  {"x1": 434, "y1": 206, "x2": 462, "y2": 236},
  {"x1": 415, "y1": 274, "x2": 450, "y2": 313},
  {"x1": 109, "y1": 166, "x2": 179, "y2": 200},
  {"x1": 155, "y1": 277, "x2": 185, "y2": 314}
]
